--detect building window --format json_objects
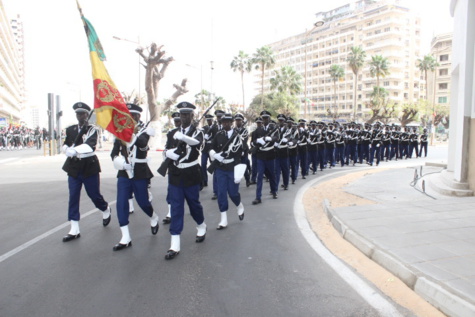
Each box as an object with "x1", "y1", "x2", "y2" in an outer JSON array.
[
  {"x1": 438, "y1": 96, "x2": 448, "y2": 103},
  {"x1": 439, "y1": 68, "x2": 448, "y2": 76},
  {"x1": 375, "y1": 30, "x2": 381, "y2": 34},
  {"x1": 439, "y1": 83, "x2": 448, "y2": 90},
  {"x1": 384, "y1": 27, "x2": 390, "y2": 32},
  {"x1": 383, "y1": 81, "x2": 389, "y2": 86},
  {"x1": 393, "y1": 81, "x2": 399, "y2": 86},
  {"x1": 404, "y1": 93, "x2": 408, "y2": 99},
  {"x1": 440, "y1": 54, "x2": 449, "y2": 62},
  {"x1": 394, "y1": 92, "x2": 398, "y2": 97}
]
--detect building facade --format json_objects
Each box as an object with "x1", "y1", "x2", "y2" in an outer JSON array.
[
  {"x1": 427, "y1": 33, "x2": 452, "y2": 113},
  {"x1": 258, "y1": 0, "x2": 423, "y2": 121},
  {"x1": 0, "y1": 1, "x2": 25, "y2": 125}
]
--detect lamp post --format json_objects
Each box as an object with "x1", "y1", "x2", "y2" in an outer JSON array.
[{"x1": 303, "y1": 21, "x2": 324, "y2": 121}]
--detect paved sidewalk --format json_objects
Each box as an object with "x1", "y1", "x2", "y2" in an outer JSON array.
[{"x1": 322, "y1": 166, "x2": 475, "y2": 317}]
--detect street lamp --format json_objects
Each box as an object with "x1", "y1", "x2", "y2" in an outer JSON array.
[{"x1": 303, "y1": 21, "x2": 324, "y2": 120}]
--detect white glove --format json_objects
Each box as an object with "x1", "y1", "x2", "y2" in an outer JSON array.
[
  {"x1": 174, "y1": 131, "x2": 184, "y2": 140},
  {"x1": 257, "y1": 137, "x2": 266, "y2": 145},
  {"x1": 165, "y1": 148, "x2": 180, "y2": 161},
  {"x1": 62, "y1": 145, "x2": 69, "y2": 153},
  {"x1": 213, "y1": 152, "x2": 225, "y2": 162},
  {"x1": 299, "y1": 127, "x2": 304, "y2": 132},
  {"x1": 145, "y1": 126, "x2": 155, "y2": 137},
  {"x1": 282, "y1": 137, "x2": 288, "y2": 143},
  {"x1": 66, "y1": 148, "x2": 77, "y2": 157},
  {"x1": 288, "y1": 141, "x2": 294, "y2": 146},
  {"x1": 265, "y1": 136, "x2": 272, "y2": 142},
  {"x1": 123, "y1": 163, "x2": 133, "y2": 170},
  {"x1": 204, "y1": 134, "x2": 210, "y2": 140}
]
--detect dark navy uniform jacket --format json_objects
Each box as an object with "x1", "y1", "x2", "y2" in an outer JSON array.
[
  {"x1": 252, "y1": 124, "x2": 278, "y2": 160},
  {"x1": 62, "y1": 124, "x2": 101, "y2": 178},
  {"x1": 211, "y1": 129, "x2": 243, "y2": 171},
  {"x1": 165, "y1": 125, "x2": 204, "y2": 187},
  {"x1": 110, "y1": 122, "x2": 153, "y2": 180}
]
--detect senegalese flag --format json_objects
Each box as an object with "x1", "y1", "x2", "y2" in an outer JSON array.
[{"x1": 76, "y1": 1, "x2": 134, "y2": 142}]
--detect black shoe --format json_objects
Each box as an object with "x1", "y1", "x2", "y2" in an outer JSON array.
[
  {"x1": 239, "y1": 213, "x2": 244, "y2": 221},
  {"x1": 62, "y1": 233, "x2": 80, "y2": 242},
  {"x1": 272, "y1": 193, "x2": 278, "y2": 199},
  {"x1": 165, "y1": 250, "x2": 179, "y2": 260},
  {"x1": 246, "y1": 181, "x2": 251, "y2": 187},
  {"x1": 113, "y1": 241, "x2": 132, "y2": 251},
  {"x1": 129, "y1": 210, "x2": 134, "y2": 214},
  {"x1": 196, "y1": 233, "x2": 206, "y2": 242},
  {"x1": 211, "y1": 194, "x2": 218, "y2": 200},
  {"x1": 162, "y1": 217, "x2": 171, "y2": 224},
  {"x1": 284, "y1": 186, "x2": 288, "y2": 190},
  {"x1": 216, "y1": 225, "x2": 227, "y2": 230},
  {"x1": 103, "y1": 214, "x2": 111, "y2": 227},
  {"x1": 281, "y1": 184, "x2": 285, "y2": 188},
  {"x1": 252, "y1": 199, "x2": 261, "y2": 205},
  {"x1": 291, "y1": 180, "x2": 295, "y2": 184},
  {"x1": 302, "y1": 176, "x2": 306, "y2": 179},
  {"x1": 312, "y1": 171, "x2": 316, "y2": 175},
  {"x1": 151, "y1": 223, "x2": 159, "y2": 235},
  {"x1": 249, "y1": 181, "x2": 256, "y2": 185}
]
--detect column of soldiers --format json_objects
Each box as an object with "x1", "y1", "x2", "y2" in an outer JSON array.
[
  {"x1": 0, "y1": 126, "x2": 45, "y2": 150},
  {"x1": 59, "y1": 101, "x2": 430, "y2": 260}
]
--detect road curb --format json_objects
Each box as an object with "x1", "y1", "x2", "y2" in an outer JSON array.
[{"x1": 322, "y1": 199, "x2": 475, "y2": 317}]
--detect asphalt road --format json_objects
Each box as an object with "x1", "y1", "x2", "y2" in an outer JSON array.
[{"x1": 0, "y1": 147, "x2": 447, "y2": 317}]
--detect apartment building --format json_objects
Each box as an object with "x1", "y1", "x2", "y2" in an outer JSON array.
[
  {"x1": 427, "y1": 33, "x2": 452, "y2": 109},
  {"x1": 259, "y1": 0, "x2": 422, "y2": 120},
  {"x1": 0, "y1": 1, "x2": 25, "y2": 125}
]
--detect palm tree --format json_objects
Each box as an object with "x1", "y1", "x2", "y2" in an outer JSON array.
[
  {"x1": 270, "y1": 66, "x2": 302, "y2": 95},
  {"x1": 329, "y1": 64, "x2": 345, "y2": 117},
  {"x1": 347, "y1": 46, "x2": 366, "y2": 119},
  {"x1": 369, "y1": 55, "x2": 390, "y2": 107},
  {"x1": 417, "y1": 54, "x2": 439, "y2": 100},
  {"x1": 252, "y1": 46, "x2": 275, "y2": 106},
  {"x1": 230, "y1": 51, "x2": 252, "y2": 108}
]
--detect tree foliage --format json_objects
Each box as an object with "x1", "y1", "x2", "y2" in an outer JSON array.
[
  {"x1": 252, "y1": 46, "x2": 275, "y2": 106},
  {"x1": 230, "y1": 51, "x2": 252, "y2": 107},
  {"x1": 347, "y1": 46, "x2": 366, "y2": 118},
  {"x1": 269, "y1": 66, "x2": 302, "y2": 95}
]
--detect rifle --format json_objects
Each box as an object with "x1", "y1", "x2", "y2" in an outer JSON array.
[
  {"x1": 249, "y1": 123, "x2": 277, "y2": 155},
  {"x1": 157, "y1": 98, "x2": 220, "y2": 177},
  {"x1": 207, "y1": 121, "x2": 247, "y2": 174},
  {"x1": 71, "y1": 109, "x2": 95, "y2": 147}
]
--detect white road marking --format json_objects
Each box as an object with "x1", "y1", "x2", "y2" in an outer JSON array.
[
  {"x1": 294, "y1": 170, "x2": 403, "y2": 317},
  {"x1": 0, "y1": 201, "x2": 117, "y2": 264}
]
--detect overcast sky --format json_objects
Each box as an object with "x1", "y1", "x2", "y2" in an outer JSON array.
[{"x1": 4, "y1": 0, "x2": 453, "y2": 125}]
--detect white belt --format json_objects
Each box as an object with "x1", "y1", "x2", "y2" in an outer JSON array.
[
  {"x1": 277, "y1": 145, "x2": 288, "y2": 149},
  {"x1": 131, "y1": 158, "x2": 150, "y2": 163},
  {"x1": 298, "y1": 143, "x2": 307, "y2": 146},
  {"x1": 176, "y1": 159, "x2": 199, "y2": 169},
  {"x1": 260, "y1": 146, "x2": 274, "y2": 152},
  {"x1": 76, "y1": 152, "x2": 96, "y2": 159},
  {"x1": 221, "y1": 158, "x2": 234, "y2": 164}
]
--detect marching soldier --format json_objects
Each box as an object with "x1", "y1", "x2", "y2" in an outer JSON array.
[
  {"x1": 307, "y1": 121, "x2": 318, "y2": 175},
  {"x1": 409, "y1": 127, "x2": 419, "y2": 158},
  {"x1": 162, "y1": 102, "x2": 207, "y2": 260},
  {"x1": 419, "y1": 128, "x2": 429, "y2": 157},
  {"x1": 251, "y1": 111, "x2": 278, "y2": 205},
  {"x1": 201, "y1": 114, "x2": 215, "y2": 188},
  {"x1": 297, "y1": 119, "x2": 308, "y2": 179},
  {"x1": 210, "y1": 110, "x2": 225, "y2": 200},
  {"x1": 381, "y1": 125, "x2": 392, "y2": 162},
  {"x1": 209, "y1": 113, "x2": 245, "y2": 229},
  {"x1": 162, "y1": 112, "x2": 181, "y2": 224},
  {"x1": 61, "y1": 102, "x2": 111, "y2": 242},
  {"x1": 286, "y1": 118, "x2": 299, "y2": 184},
  {"x1": 249, "y1": 117, "x2": 263, "y2": 185},
  {"x1": 390, "y1": 124, "x2": 401, "y2": 160},
  {"x1": 325, "y1": 123, "x2": 336, "y2": 168},
  {"x1": 234, "y1": 113, "x2": 251, "y2": 186},
  {"x1": 359, "y1": 123, "x2": 371, "y2": 164},
  {"x1": 275, "y1": 114, "x2": 291, "y2": 190},
  {"x1": 335, "y1": 125, "x2": 346, "y2": 167},
  {"x1": 368, "y1": 122, "x2": 382, "y2": 166},
  {"x1": 400, "y1": 126, "x2": 410, "y2": 159},
  {"x1": 110, "y1": 104, "x2": 159, "y2": 251}
]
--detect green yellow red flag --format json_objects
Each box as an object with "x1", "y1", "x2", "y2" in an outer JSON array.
[{"x1": 76, "y1": 0, "x2": 134, "y2": 142}]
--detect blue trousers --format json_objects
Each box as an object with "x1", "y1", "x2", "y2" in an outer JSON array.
[
  {"x1": 419, "y1": 142, "x2": 428, "y2": 157},
  {"x1": 68, "y1": 172, "x2": 108, "y2": 221},
  {"x1": 201, "y1": 151, "x2": 210, "y2": 185},
  {"x1": 326, "y1": 147, "x2": 335, "y2": 167},
  {"x1": 335, "y1": 146, "x2": 345, "y2": 166},
  {"x1": 251, "y1": 154, "x2": 257, "y2": 182},
  {"x1": 297, "y1": 147, "x2": 307, "y2": 177},
  {"x1": 289, "y1": 154, "x2": 299, "y2": 182},
  {"x1": 308, "y1": 150, "x2": 317, "y2": 173},
  {"x1": 168, "y1": 183, "x2": 204, "y2": 235},
  {"x1": 275, "y1": 156, "x2": 290, "y2": 187},
  {"x1": 316, "y1": 148, "x2": 325, "y2": 170},
  {"x1": 359, "y1": 144, "x2": 369, "y2": 163},
  {"x1": 256, "y1": 159, "x2": 277, "y2": 199},
  {"x1": 346, "y1": 144, "x2": 357, "y2": 164},
  {"x1": 216, "y1": 169, "x2": 241, "y2": 212},
  {"x1": 369, "y1": 145, "x2": 381, "y2": 165},
  {"x1": 117, "y1": 177, "x2": 153, "y2": 227}
]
